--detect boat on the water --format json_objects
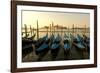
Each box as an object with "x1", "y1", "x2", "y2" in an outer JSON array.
[
  {"x1": 76, "y1": 34, "x2": 90, "y2": 52},
  {"x1": 50, "y1": 34, "x2": 61, "y2": 60},
  {"x1": 35, "y1": 34, "x2": 50, "y2": 55},
  {"x1": 51, "y1": 34, "x2": 61, "y2": 49},
  {"x1": 73, "y1": 34, "x2": 86, "y2": 51},
  {"x1": 27, "y1": 33, "x2": 36, "y2": 40},
  {"x1": 22, "y1": 44, "x2": 33, "y2": 58},
  {"x1": 63, "y1": 34, "x2": 71, "y2": 55},
  {"x1": 83, "y1": 34, "x2": 90, "y2": 52},
  {"x1": 22, "y1": 38, "x2": 36, "y2": 47},
  {"x1": 22, "y1": 37, "x2": 37, "y2": 57},
  {"x1": 35, "y1": 35, "x2": 48, "y2": 48}
]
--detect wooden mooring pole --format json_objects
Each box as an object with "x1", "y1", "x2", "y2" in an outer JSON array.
[
  {"x1": 30, "y1": 25, "x2": 32, "y2": 37},
  {"x1": 61, "y1": 27, "x2": 62, "y2": 37},
  {"x1": 24, "y1": 24, "x2": 28, "y2": 38},
  {"x1": 72, "y1": 24, "x2": 74, "y2": 36},
  {"x1": 50, "y1": 24, "x2": 51, "y2": 37},
  {"x1": 84, "y1": 24, "x2": 86, "y2": 35},
  {"x1": 37, "y1": 20, "x2": 39, "y2": 40},
  {"x1": 32, "y1": 27, "x2": 34, "y2": 34},
  {"x1": 52, "y1": 21, "x2": 54, "y2": 35}
]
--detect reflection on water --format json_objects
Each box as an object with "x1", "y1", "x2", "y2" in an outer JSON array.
[{"x1": 22, "y1": 28, "x2": 90, "y2": 40}]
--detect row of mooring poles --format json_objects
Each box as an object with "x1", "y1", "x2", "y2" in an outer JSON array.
[
  {"x1": 49, "y1": 21, "x2": 54, "y2": 36},
  {"x1": 72, "y1": 24, "x2": 87, "y2": 37},
  {"x1": 24, "y1": 21, "x2": 88, "y2": 40},
  {"x1": 72, "y1": 24, "x2": 77, "y2": 37},
  {"x1": 72, "y1": 24, "x2": 79, "y2": 37},
  {"x1": 36, "y1": 20, "x2": 50, "y2": 40},
  {"x1": 24, "y1": 24, "x2": 35, "y2": 38},
  {"x1": 24, "y1": 21, "x2": 57, "y2": 40}
]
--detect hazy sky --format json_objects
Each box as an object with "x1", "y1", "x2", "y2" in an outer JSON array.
[{"x1": 22, "y1": 10, "x2": 90, "y2": 28}]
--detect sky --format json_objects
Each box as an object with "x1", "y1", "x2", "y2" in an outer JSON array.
[{"x1": 22, "y1": 10, "x2": 90, "y2": 29}]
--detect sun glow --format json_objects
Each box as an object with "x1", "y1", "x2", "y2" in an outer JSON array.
[{"x1": 22, "y1": 10, "x2": 90, "y2": 29}]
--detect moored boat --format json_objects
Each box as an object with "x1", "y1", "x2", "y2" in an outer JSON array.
[
  {"x1": 72, "y1": 34, "x2": 86, "y2": 51},
  {"x1": 22, "y1": 44, "x2": 34, "y2": 58},
  {"x1": 83, "y1": 34, "x2": 90, "y2": 52},
  {"x1": 35, "y1": 34, "x2": 50, "y2": 55},
  {"x1": 50, "y1": 34, "x2": 61, "y2": 60},
  {"x1": 63, "y1": 34, "x2": 71, "y2": 55}
]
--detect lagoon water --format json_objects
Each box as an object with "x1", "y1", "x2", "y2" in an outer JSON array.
[{"x1": 22, "y1": 28, "x2": 90, "y2": 40}]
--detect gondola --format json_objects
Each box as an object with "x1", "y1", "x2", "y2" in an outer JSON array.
[
  {"x1": 76, "y1": 34, "x2": 84, "y2": 42},
  {"x1": 73, "y1": 34, "x2": 86, "y2": 51},
  {"x1": 27, "y1": 33, "x2": 36, "y2": 40},
  {"x1": 22, "y1": 44, "x2": 34, "y2": 58},
  {"x1": 51, "y1": 34, "x2": 61, "y2": 49},
  {"x1": 22, "y1": 33, "x2": 36, "y2": 46},
  {"x1": 50, "y1": 34, "x2": 61, "y2": 60},
  {"x1": 22, "y1": 37, "x2": 37, "y2": 57},
  {"x1": 76, "y1": 34, "x2": 90, "y2": 52},
  {"x1": 63, "y1": 34, "x2": 71, "y2": 55},
  {"x1": 22, "y1": 33, "x2": 29, "y2": 39},
  {"x1": 83, "y1": 34, "x2": 90, "y2": 52},
  {"x1": 22, "y1": 38, "x2": 36, "y2": 47},
  {"x1": 70, "y1": 33, "x2": 76, "y2": 42},
  {"x1": 35, "y1": 35, "x2": 48, "y2": 48},
  {"x1": 35, "y1": 34, "x2": 50, "y2": 55}
]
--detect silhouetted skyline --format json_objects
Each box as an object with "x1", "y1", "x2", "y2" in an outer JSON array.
[{"x1": 22, "y1": 11, "x2": 90, "y2": 28}]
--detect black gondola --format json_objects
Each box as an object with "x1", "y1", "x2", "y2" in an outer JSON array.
[
  {"x1": 22, "y1": 38, "x2": 36, "y2": 47},
  {"x1": 83, "y1": 34, "x2": 90, "y2": 53},
  {"x1": 63, "y1": 34, "x2": 71, "y2": 55},
  {"x1": 50, "y1": 34, "x2": 61, "y2": 60},
  {"x1": 27, "y1": 33, "x2": 36, "y2": 40},
  {"x1": 22, "y1": 34, "x2": 37, "y2": 58},
  {"x1": 35, "y1": 34, "x2": 50, "y2": 55},
  {"x1": 22, "y1": 44, "x2": 33, "y2": 58},
  {"x1": 73, "y1": 34, "x2": 86, "y2": 51}
]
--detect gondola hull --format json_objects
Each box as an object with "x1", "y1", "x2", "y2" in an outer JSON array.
[
  {"x1": 35, "y1": 43, "x2": 49, "y2": 55},
  {"x1": 51, "y1": 43, "x2": 60, "y2": 60},
  {"x1": 64, "y1": 43, "x2": 70, "y2": 54},
  {"x1": 73, "y1": 42, "x2": 86, "y2": 51},
  {"x1": 22, "y1": 38, "x2": 37, "y2": 47},
  {"x1": 22, "y1": 44, "x2": 33, "y2": 58},
  {"x1": 35, "y1": 34, "x2": 50, "y2": 55}
]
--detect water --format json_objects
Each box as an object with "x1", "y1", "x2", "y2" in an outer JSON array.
[{"x1": 22, "y1": 28, "x2": 90, "y2": 40}]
